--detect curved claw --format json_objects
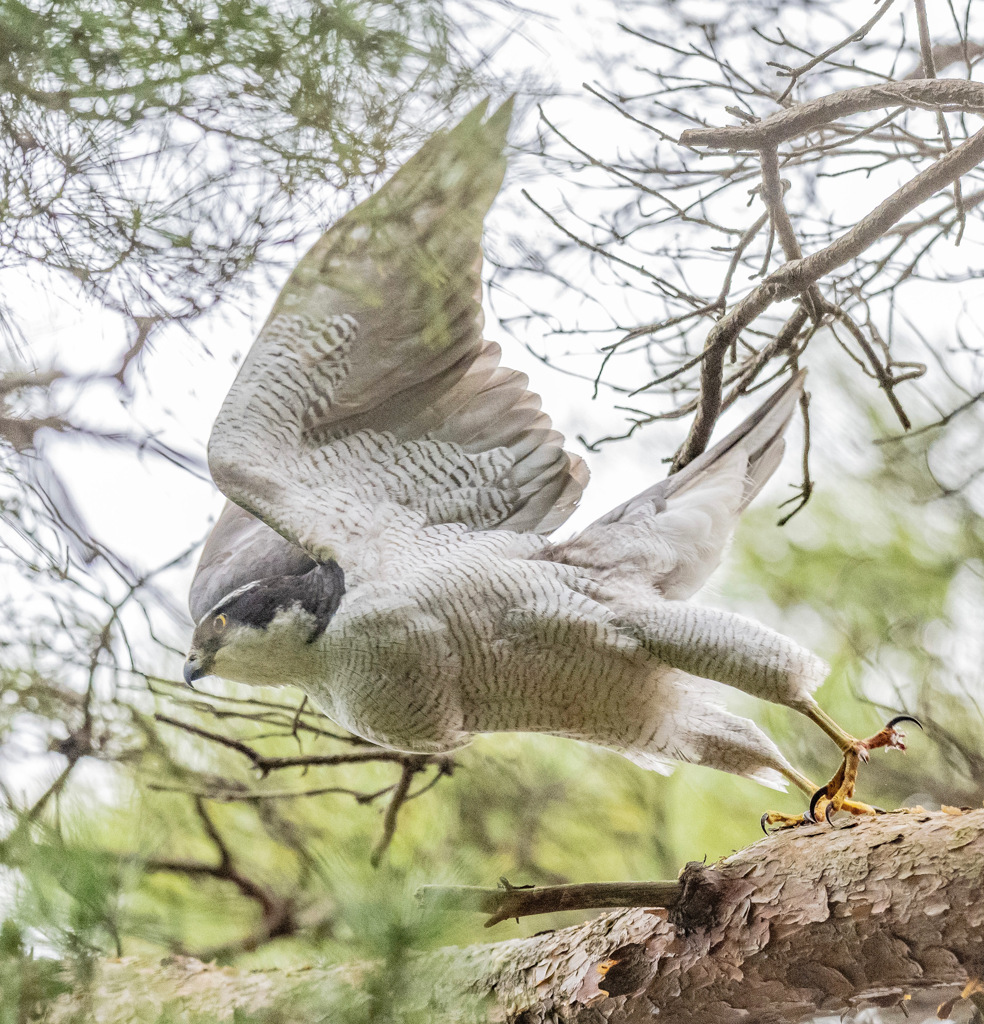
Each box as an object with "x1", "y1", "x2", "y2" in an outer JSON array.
[
  {"x1": 809, "y1": 786, "x2": 827, "y2": 822},
  {"x1": 760, "y1": 813, "x2": 771, "y2": 836},
  {"x1": 824, "y1": 802, "x2": 836, "y2": 825},
  {"x1": 886, "y1": 714, "x2": 923, "y2": 730}
]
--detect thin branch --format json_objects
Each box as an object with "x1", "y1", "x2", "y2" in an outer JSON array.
[
  {"x1": 681, "y1": 80, "x2": 984, "y2": 151},
  {"x1": 155, "y1": 713, "x2": 430, "y2": 774},
  {"x1": 913, "y1": 0, "x2": 967, "y2": 239},
  {"x1": 877, "y1": 388, "x2": 984, "y2": 443},
  {"x1": 146, "y1": 781, "x2": 397, "y2": 805},
  {"x1": 671, "y1": 122, "x2": 984, "y2": 470},
  {"x1": 824, "y1": 303, "x2": 914, "y2": 430},
  {"x1": 370, "y1": 756, "x2": 429, "y2": 868},
  {"x1": 417, "y1": 878, "x2": 683, "y2": 928},
  {"x1": 771, "y1": 0, "x2": 899, "y2": 103},
  {"x1": 777, "y1": 385, "x2": 813, "y2": 526}
]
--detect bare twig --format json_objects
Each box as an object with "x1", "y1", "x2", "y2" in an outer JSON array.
[
  {"x1": 370, "y1": 756, "x2": 431, "y2": 867},
  {"x1": 155, "y1": 713, "x2": 435, "y2": 774},
  {"x1": 777, "y1": 385, "x2": 813, "y2": 526},
  {"x1": 770, "y1": 0, "x2": 898, "y2": 103},
  {"x1": 913, "y1": 0, "x2": 966, "y2": 240},
  {"x1": 877, "y1": 388, "x2": 984, "y2": 443},
  {"x1": 417, "y1": 878, "x2": 683, "y2": 928},
  {"x1": 824, "y1": 304, "x2": 918, "y2": 430}
]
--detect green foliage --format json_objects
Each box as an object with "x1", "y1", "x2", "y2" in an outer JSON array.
[
  {"x1": 0, "y1": 920, "x2": 72, "y2": 1024},
  {"x1": 1, "y1": 815, "x2": 128, "y2": 960},
  {"x1": 0, "y1": 0, "x2": 491, "y2": 322}
]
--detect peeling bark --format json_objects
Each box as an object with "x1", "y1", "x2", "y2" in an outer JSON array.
[{"x1": 51, "y1": 809, "x2": 984, "y2": 1023}]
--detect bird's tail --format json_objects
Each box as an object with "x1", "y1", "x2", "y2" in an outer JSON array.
[
  {"x1": 593, "y1": 370, "x2": 806, "y2": 529},
  {"x1": 543, "y1": 373, "x2": 806, "y2": 601}
]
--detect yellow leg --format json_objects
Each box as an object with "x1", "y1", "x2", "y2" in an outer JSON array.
[
  {"x1": 801, "y1": 701, "x2": 856, "y2": 751},
  {"x1": 762, "y1": 708, "x2": 921, "y2": 833},
  {"x1": 781, "y1": 765, "x2": 817, "y2": 797}
]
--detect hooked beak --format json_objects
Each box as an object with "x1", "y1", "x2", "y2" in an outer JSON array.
[{"x1": 183, "y1": 652, "x2": 207, "y2": 687}]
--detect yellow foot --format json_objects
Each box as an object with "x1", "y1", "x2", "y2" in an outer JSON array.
[
  {"x1": 810, "y1": 715, "x2": 921, "y2": 824},
  {"x1": 762, "y1": 715, "x2": 921, "y2": 834},
  {"x1": 761, "y1": 794, "x2": 884, "y2": 834},
  {"x1": 761, "y1": 809, "x2": 812, "y2": 833}
]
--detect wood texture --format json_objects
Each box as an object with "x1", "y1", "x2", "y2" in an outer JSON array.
[{"x1": 50, "y1": 809, "x2": 984, "y2": 1023}]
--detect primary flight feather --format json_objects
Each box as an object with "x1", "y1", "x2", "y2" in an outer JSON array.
[{"x1": 185, "y1": 101, "x2": 913, "y2": 815}]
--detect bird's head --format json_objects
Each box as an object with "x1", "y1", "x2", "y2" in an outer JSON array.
[{"x1": 183, "y1": 561, "x2": 345, "y2": 687}]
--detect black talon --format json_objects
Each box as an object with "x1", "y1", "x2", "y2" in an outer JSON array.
[
  {"x1": 760, "y1": 813, "x2": 771, "y2": 835},
  {"x1": 809, "y1": 786, "x2": 828, "y2": 821},
  {"x1": 802, "y1": 808, "x2": 816, "y2": 825},
  {"x1": 824, "y1": 802, "x2": 836, "y2": 825},
  {"x1": 886, "y1": 714, "x2": 922, "y2": 730}
]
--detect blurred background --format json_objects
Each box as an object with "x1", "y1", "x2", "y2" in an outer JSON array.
[{"x1": 1, "y1": 0, "x2": 982, "y2": 1020}]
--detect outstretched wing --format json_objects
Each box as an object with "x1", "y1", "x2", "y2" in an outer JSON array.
[
  {"x1": 547, "y1": 372, "x2": 805, "y2": 601},
  {"x1": 190, "y1": 101, "x2": 586, "y2": 617}
]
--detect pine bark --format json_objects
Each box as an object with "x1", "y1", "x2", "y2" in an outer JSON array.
[{"x1": 51, "y1": 808, "x2": 984, "y2": 1023}]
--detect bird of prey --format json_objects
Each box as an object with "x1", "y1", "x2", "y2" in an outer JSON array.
[{"x1": 184, "y1": 100, "x2": 914, "y2": 826}]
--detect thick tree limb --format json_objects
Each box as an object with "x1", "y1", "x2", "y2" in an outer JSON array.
[{"x1": 49, "y1": 809, "x2": 984, "y2": 1022}]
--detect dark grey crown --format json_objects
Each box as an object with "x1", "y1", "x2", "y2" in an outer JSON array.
[{"x1": 212, "y1": 561, "x2": 345, "y2": 641}]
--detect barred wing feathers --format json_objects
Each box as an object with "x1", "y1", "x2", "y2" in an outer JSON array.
[{"x1": 192, "y1": 102, "x2": 585, "y2": 613}]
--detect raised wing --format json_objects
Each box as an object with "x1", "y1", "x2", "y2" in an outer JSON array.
[
  {"x1": 191, "y1": 101, "x2": 586, "y2": 615},
  {"x1": 547, "y1": 372, "x2": 805, "y2": 601}
]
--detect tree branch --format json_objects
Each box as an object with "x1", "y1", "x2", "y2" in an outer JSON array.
[
  {"x1": 417, "y1": 879, "x2": 682, "y2": 928},
  {"x1": 48, "y1": 809, "x2": 984, "y2": 1023},
  {"x1": 681, "y1": 80, "x2": 984, "y2": 150},
  {"x1": 154, "y1": 713, "x2": 424, "y2": 773},
  {"x1": 672, "y1": 120, "x2": 984, "y2": 470}
]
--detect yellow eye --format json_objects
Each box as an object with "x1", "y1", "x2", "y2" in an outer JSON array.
[{"x1": 214, "y1": 613, "x2": 228, "y2": 632}]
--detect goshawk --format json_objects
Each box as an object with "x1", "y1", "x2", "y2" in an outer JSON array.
[{"x1": 184, "y1": 101, "x2": 914, "y2": 826}]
